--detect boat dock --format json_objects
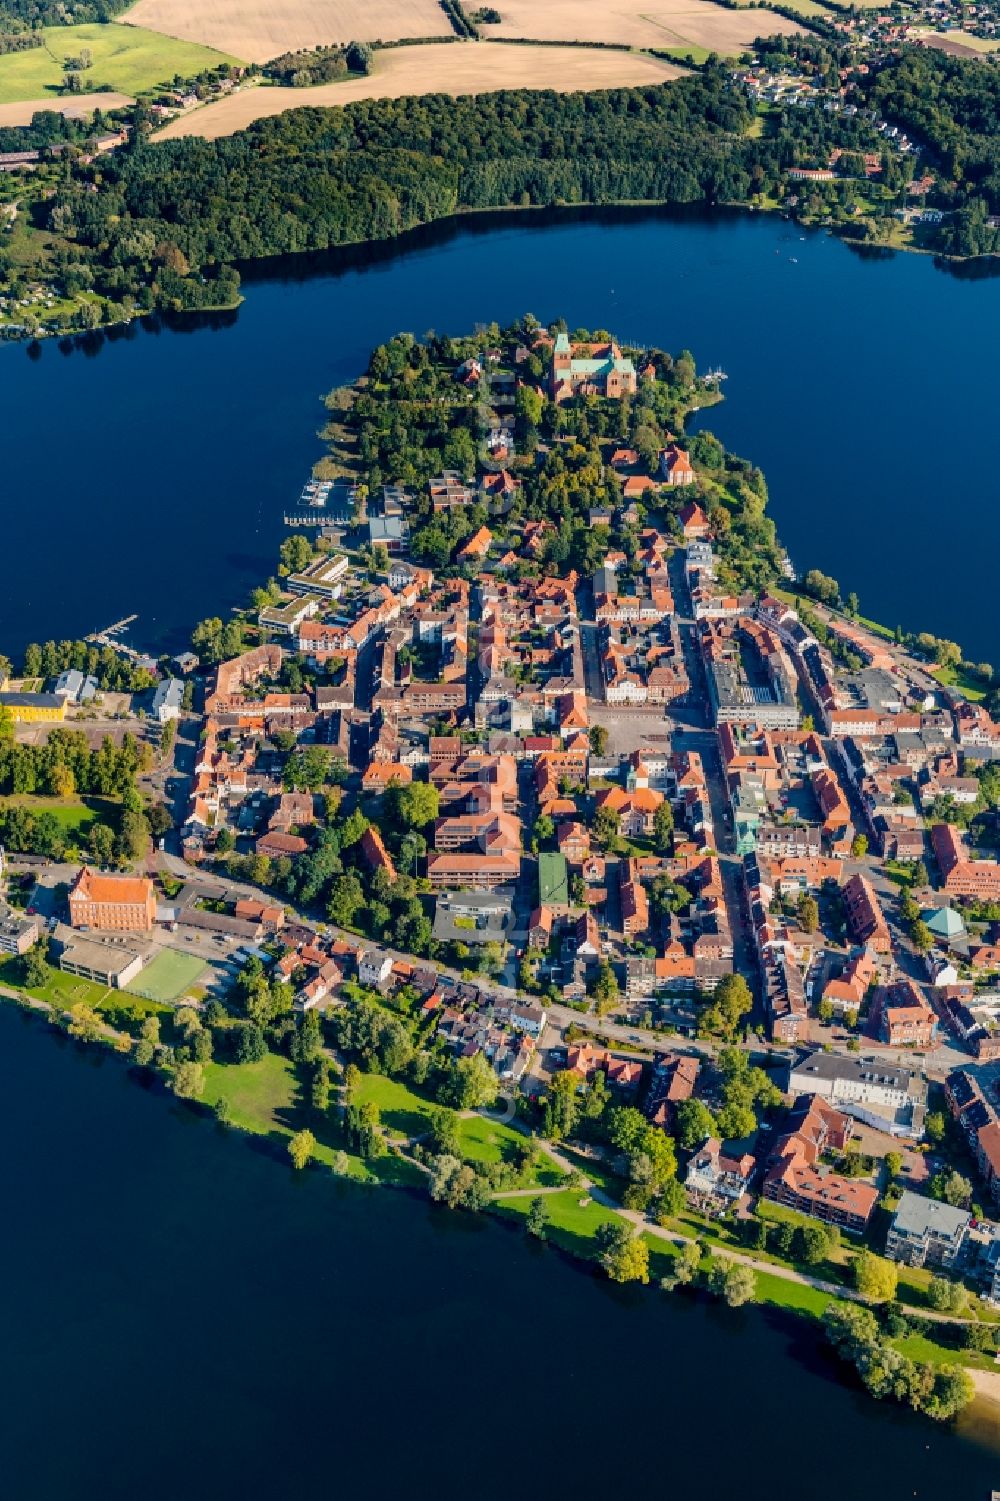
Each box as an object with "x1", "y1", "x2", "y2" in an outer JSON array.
[{"x1": 85, "y1": 615, "x2": 152, "y2": 664}]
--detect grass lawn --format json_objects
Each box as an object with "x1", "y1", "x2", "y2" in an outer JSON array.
[
  {"x1": 96, "y1": 992, "x2": 171, "y2": 1030},
  {"x1": 931, "y1": 663, "x2": 989, "y2": 703},
  {"x1": 495, "y1": 1188, "x2": 622, "y2": 1259},
  {"x1": 201, "y1": 1052, "x2": 297, "y2": 1134},
  {"x1": 895, "y1": 1332, "x2": 995, "y2": 1372},
  {"x1": 126, "y1": 947, "x2": 207, "y2": 1004},
  {"x1": 354, "y1": 1071, "x2": 563, "y2": 1187},
  {"x1": 0, "y1": 955, "x2": 109, "y2": 1009},
  {"x1": 0, "y1": 793, "x2": 117, "y2": 840},
  {"x1": 201, "y1": 1056, "x2": 424, "y2": 1187},
  {"x1": 653, "y1": 42, "x2": 711, "y2": 64},
  {"x1": 355, "y1": 1071, "x2": 435, "y2": 1140},
  {"x1": 753, "y1": 1268, "x2": 834, "y2": 1317},
  {"x1": 0, "y1": 23, "x2": 240, "y2": 105}
]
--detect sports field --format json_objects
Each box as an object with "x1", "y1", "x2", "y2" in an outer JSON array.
[
  {"x1": 126, "y1": 948, "x2": 207, "y2": 1004},
  {"x1": 124, "y1": 0, "x2": 449, "y2": 63},
  {"x1": 478, "y1": 0, "x2": 803, "y2": 56},
  {"x1": 0, "y1": 22, "x2": 239, "y2": 107},
  {"x1": 154, "y1": 40, "x2": 685, "y2": 139}
]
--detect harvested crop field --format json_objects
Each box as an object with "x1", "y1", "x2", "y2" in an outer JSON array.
[
  {"x1": 153, "y1": 40, "x2": 685, "y2": 138},
  {"x1": 478, "y1": 0, "x2": 803, "y2": 56},
  {"x1": 914, "y1": 29, "x2": 1000, "y2": 56},
  {"x1": 0, "y1": 92, "x2": 134, "y2": 125},
  {"x1": 122, "y1": 0, "x2": 451, "y2": 63}
]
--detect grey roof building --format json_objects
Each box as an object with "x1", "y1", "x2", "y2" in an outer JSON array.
[
  {"x1": 885, "y1": 1190, "x2": 971, "y2": 1269},
  {"x1": 787, "y1": 1051, "x2": 927, "y2": 1138},
  {"x1": 432, "y1": 890, "x2": 513, "y2": 947}
]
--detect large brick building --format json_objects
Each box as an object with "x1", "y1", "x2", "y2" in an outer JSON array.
[
  {"x1": 931, "y1": 822, "x2": 1000, "y2": 902},
  {"x1": 68, "y1": 867, "x2": 156, "y2": 932}
]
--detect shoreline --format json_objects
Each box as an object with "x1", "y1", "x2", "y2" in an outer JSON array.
[
  {"x1": 5, "y1": 195, "x2": 999, "y2": 351},
  {"x1": 5, "y1": 983, "x2": 998, "y2": 1434}
]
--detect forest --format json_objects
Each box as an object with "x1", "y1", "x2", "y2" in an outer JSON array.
[
  {"x1": 865, "y1": 48, "x2": 1000, "y2": 256},
  {"x1": 33, "y1": 65, "x2": 893, "y2": 318},
  {"x1": 0, "y1": 0, "x2": 129, "y2": 29}
]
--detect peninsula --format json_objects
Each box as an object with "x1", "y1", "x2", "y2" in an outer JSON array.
[{"x1": 3, "y1": 317, "x2": 1000, "y2": 1426}]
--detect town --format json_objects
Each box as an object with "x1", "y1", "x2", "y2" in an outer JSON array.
[{"x1": 3, "y1": 316, "x2": 1000, "y2": 1421}]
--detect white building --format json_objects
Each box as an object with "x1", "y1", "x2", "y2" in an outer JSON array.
[{"x1": 152, "y1": 678, "x2": 184, "y2": 724}]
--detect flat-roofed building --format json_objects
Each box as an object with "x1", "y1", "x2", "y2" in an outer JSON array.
[
  {"x1": 0, "y1": 904, "x2": 40, "y2": 955},
  {"x1": 59, "y1": 937, "x2": 144, "y2": 989},
  {"x1": 885, "y1": 1190, "x2": 971, "y2": 1270}
]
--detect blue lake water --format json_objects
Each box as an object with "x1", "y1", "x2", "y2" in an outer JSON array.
[
  {"x1": 1, "y1": 1004, "x2": 998, "y2": 1501},
  {"x1": 1, "y1": 206, "x2": 998, "y2": 665}
]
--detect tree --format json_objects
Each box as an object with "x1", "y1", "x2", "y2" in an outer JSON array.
[
  {"x1": 172, "y1": 1061, "x2": 205, "y2": 1099},
  {"x1": 884, "y1": 1151, "x2": 903, "y2": 1180},
  {"x1": 429, "y1": 1155, "x2": 487, "y2": 1211},
  {"x1": 19, "y1": 944, "x2": 49, "y2": 990},
  {"x1": 395, "y1": 781, "x2": 440, "y2": 829},
  {"x1": 930, "y1": 1169, "x2": 972, "y2": 1208},
  {"x1": 428, "y1": 1107, "x2": 461, "y2": 1157},
  {"x1": 89, "y1": 822, "x2": 115, "y2": 867},
  {"x1": 595, "y1": 1221, "x2": 649, "y2": 1284},
  {"x1": 853, "y1": 1250, "x2": 898, "y2": 1303},
  {"x1": 311, "y1": 1060, "x2": 331, "y2": 1113},
  {"x1": 653, "y1": 799, "x2": 674, "y2": 855},
  {"x1": 924, "y1": 1110, "x2": 947, "y2": 1147},
  {"x1": 590, "y1": 960, "x2": 619, "y2": 1016},
  {"x1": 66, "y1": 1002, "x2": 103, "y2": 1041},
  {"x1": 796, "y1": 1223, "x2": 838, "y2": 1267},
  {"x1": 674, "y1": 1096, "x2": 716, "y2": 1150},
  {"x1": 708, "y1": 1258, "x2": 756, "y2": 1308},
  {"x1": 288, "y1": 1129, "x2": 316, "y2": 1170},
  {"x1": 588, "y1": 724, "x2": 608, "y2": 757},
  {"x1": 446, "y1": 1052, "x2": 498, "y2": 1110},
  {"x1": 797, "y1": 893, "x2": 819, "y2": 933},
  {"x1": 927, "y1": 1275, "x2": 967, "y2": 1314},
  {"x1": 851, "y1": 833, "x2": 868, "y2": 859},
  {"x1": 667, "y1": 1239, "x2": 702, "y2": 1288},
  {"x1": 233, "y1": 1022, "x2": 267, "y2": 1063},
  {"x1": 910, "y1": 919, "x2": 933, "y2": 954},
  {"x1": 544, "y1": 1070, "x2": 581, "y2": 1140},
  {"x1": 593, "y1": 804, "x2": 620, "y2": 850},
  {"x1": 527, "y1": 1196, "x2": 549, "y2": 1240}
]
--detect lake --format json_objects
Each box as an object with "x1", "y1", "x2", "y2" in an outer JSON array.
[
  {"x1": 1, "y1": 1003, "x2": 998, "y2": 1501},
  {"x1": 1, "y1": 206, "x2": 1000, "y2": 665}
]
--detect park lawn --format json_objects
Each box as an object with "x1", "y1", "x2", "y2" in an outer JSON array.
[
  {"x1": 0, "y1": 792, "x2": 117, "y2": 839},
  {"x1": 126, "y1": 947, "x2": 207, "y2": 1004},
  {"x1": 895, "y1": 1332, "x2": 994, "y2": 1372},
  {"x1": 97, "y1": 992, "x2": 171, "y2": 1031},
  {"x1": 354, "y1": 1070, "x2": 435, "y2": 1140},
  {"x1": 753, "y1": 1268, "x2": 834, "y2": 1317},
  {"x1": 0, "y1": 23, "x2": 240, "y2": 105},
  {"x1": 201, "y1": 1052, "x2": 421, "y2": 1185},
  {"x1": 455, "y1": 1111, "x2": 563, "y2": 1186},
  {"x1": 0, "y1": 955, "x2": 109, "y2": 1010},
  {"x1": 931, "y1": 663, "x2": 988, "y2": 703},
  {"x1": 201, "y1": 1052, "x2": 297, "y2": 1134},
  {"x1": 495, "y1": 1188, "x2": 622, "y2": 1259}
]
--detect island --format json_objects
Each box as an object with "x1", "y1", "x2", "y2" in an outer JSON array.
[{"x1": 3, "y1": 316, "x2": 1000, "y2": 1426}]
